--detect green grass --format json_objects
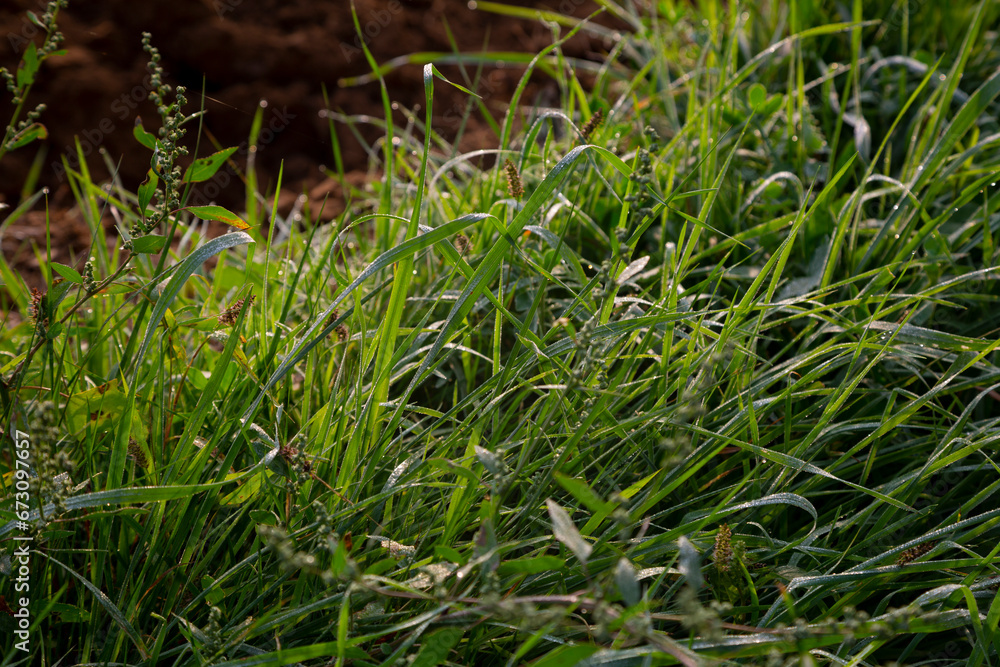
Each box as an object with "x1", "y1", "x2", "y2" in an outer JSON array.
[{"x1": 2, "y1": 0, "x2": 1000, "y2": 665}]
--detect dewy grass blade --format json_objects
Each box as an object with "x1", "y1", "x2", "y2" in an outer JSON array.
[
  {"x1": 241, "y1": 213, "x2": 491, "y2": 427},
  {"x1": 108, "y1": 231, "x2": 254, "y2": 490},
  {"x1": 857, "y1": 67, "x2": 1000, "y2": 272},
  {"x1": 365, "y1": 64, "x2": 436, "y2": 452},
  {"x1": 40, "y1": 552, "x2": 151, "y2": 659},
  {"x1": 7, "y1": 3, "x2": 1000, "y2": 664},
  {"x1": 384, "y1": 144, "x2": 627, "y2": 438}
]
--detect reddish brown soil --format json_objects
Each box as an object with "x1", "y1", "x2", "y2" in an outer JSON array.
[{"x1": 0, "y1": 0, "x2": 625, "y2": 296}]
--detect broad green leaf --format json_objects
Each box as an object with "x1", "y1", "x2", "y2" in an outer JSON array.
[
  {"x1": 137, "y1": 168, "x2": 159, "y2": 212},
  {"x1": 131, "y1": 235, "x2": 168, "y2": 254},
  {"x1": 50, "y1": 262, "x2": 83, "y2": 284},
  {"x1": 425, "y1": 457, "x2": 479, "y2": 485},
  {"x1": 183, "y1": 146, "x2": 238, "y2": 183},
  {"x1": 7, "y1": 123, "x2": 47, "y2": 150},
  {"x1": 66, "y1": 380, "x2": 129, "y2": 433},
  {"x1": 16, "y1": 42, "x2": 38, "y2": 88},
  {"x1": 185, "y1": 205, "x2": 250, "y2": 230},
  {"x1": 133, "y1": 116, "x2": 157, "y2": 150},
  {"x1": 219, "y1": 472, "x2": 261, "y2": 505},
  {"x1": 249, "y1": 509, "x2": 277, "y2": 525}
]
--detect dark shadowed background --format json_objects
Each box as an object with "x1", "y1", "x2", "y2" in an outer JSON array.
[{"x1": 0, "y1": 0, "x2": 625, "y2": 288}]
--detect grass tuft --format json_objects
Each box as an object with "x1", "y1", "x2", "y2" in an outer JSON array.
[{"x1": 2, "y1": 1, "x2": 1000, "y2": 665}]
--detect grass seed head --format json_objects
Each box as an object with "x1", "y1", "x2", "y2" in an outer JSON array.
[
  {"x1": 581, "y1": 108, "x2": 604, "y2": 141},
  {"x1": 127, "y1": 438, "x2": 149, "y2": 469},
  {"x1": 218, "y1": 293, "x2": 255, "y2": 326},
  {"x1": 714, "y1": 523, "x2": 733, "y2": 573},
  {"x1": 28, "y1": 288, "x2": 47, "y2": 325},
  {"x1": 895, "y1": 541, "x2": 935, "y2": 565},
  {"x1": 504, "y1": 159, "x2": 524, "y2": 200},
  {"x1": 325, "y1": 309, "x2": 349, "y2": 341}
]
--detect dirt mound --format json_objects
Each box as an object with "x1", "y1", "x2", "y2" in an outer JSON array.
[{"x1": 0, "y1": 0, "x2": 625, "y2": 292}]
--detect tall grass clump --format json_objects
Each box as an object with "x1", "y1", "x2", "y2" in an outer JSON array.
[{"x1": 2, "y1": 0, "x2": 1000, "y2": 665}]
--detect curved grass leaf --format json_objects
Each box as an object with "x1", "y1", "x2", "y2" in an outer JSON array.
[
  {"x1": 40, "y1": 552, "x2": 150, "y2": 659},
  {"x1": 185, "y1": 205, "x2": 250, "y2": 230},
  {"x1": 7, "y1": 122, "x2": 46, "y2": 150},
  {"x1": 107, "y1": 231, "x2": 254, "y2": 489},
  {"x1": 243, "y1": 213, "x2": 491, "y2": 423}
]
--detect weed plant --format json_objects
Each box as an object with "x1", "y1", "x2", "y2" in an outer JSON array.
[{"x1": 2, "y1": 1, "x2": 1000, "y2": 665}]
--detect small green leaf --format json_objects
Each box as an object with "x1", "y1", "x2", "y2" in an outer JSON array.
[
  {"x1": 201, "y1": 576, "x2": 227, "y2": 605},
  {"x1": 137, "y1": 169, "x2": 159, "y2": 213},
  {"x1": 17, "y1": 42, "x2": 39, "y2": 88},
  {"x1": 51, "y1": 262, "x2": 83, "y2": 284},
  {"x1": 759, "y1": 95, "x2": 783, "y2": 117},
  {"x1": 554, "y1": 472, "x2": 613, "y2": 515},
  {"x1": 131, "y1": 235, "x2": 168, "y2": 254},
  {"x1": 133, "y1": 116, "x2": 157, "y2": 150},
  {"x1": 185, "y1": 205, "x2": 250, "y2": 230},
  {"x1": 474, "y1": 445, "x2": 505, "y2": 478},
  {"x1": 748, "y1": 83, "x2": 767, "y2": 109},
  {"x1": 411, "y1": 627, "x2": 463, "y2": 667},
  {"x1": 7, "y1": 123, "x2": 47, "y2": 150},
  {"x1": 426, "y1": 457, "x2": 479, "y2": 485},
  {"x1": 26, "y1": 11, "x2": 44, "y2": 27},
  {"x1": 433, "y1": 545, "x2": 465, "y2": 564},
  {"x1": 677, "y1": 536, "x2": 702, "y2": 589},
  {"x1": 615, "y1": 558, "x2": 641, "y2": 607},
  {"x1": 249, "y1": 509, "x2": 277, "y2": 526},
  {"x1": 203, "y1": 587, "x2": 226, "y2": 605},
  {"x1": 183, "y1": 147, "x2": 238, "y2": 183},
  {"x1": 546, "y1": 499, "x2": 592, "y2": 565}
]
